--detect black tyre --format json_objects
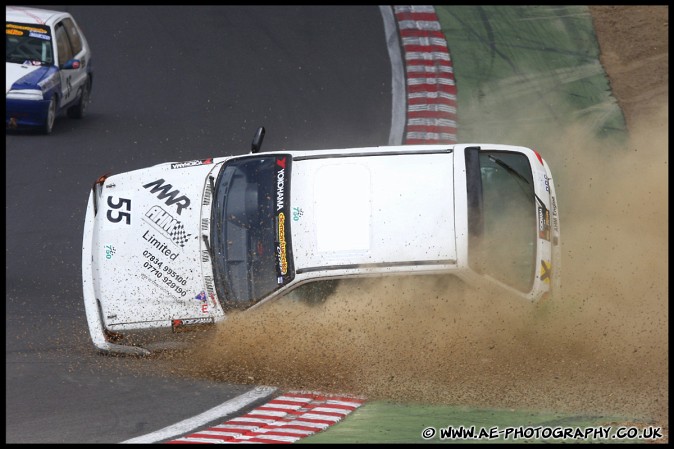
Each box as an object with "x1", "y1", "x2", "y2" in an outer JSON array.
[
  {"x1": 42, "y1": 96, "x2": 56, "y2": 134},
  {"x1": 67, "y1": 76, "x2": 91, "y2": 119}
]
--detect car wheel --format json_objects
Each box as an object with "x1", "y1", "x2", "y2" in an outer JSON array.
[
  {"x1": 43, "y1": 96, "x2": 57, "y2": 134},
  {"x1": 67, "y1": 77, "x2": 91, "y2": 119}
]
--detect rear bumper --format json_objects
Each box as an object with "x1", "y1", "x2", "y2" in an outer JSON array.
[{"x1": 82, "y1": 188, "x2": 150, "y2": 356}]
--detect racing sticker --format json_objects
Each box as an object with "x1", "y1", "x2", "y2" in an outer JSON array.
[
  {"x1": 6, "y1": 23, "x2": 50, "y2": 36},
  {"x1": 170, "y1": 158, "x2": 213, "y2": 169},
  {"x1": 194, "y1": 290, "x2": 210, "y2": 313},
  {"x1": 106, "y1": 196, "x2": 132, "y2": 225},
  {"x1": 551, "y1": 196, "x2": 559, "y2": 233},
  {"x1": 292, "y1": 207, "x2": 304, "y2": 221},
  {"x1": 29, "y1": 31, "x2": 50, "y2": 40},
  {"x1": 141, "y1": 249, "x2": 189, "y2": 298},
  {"x1": 275, "y1": 156, "x2": 294, "y2": 284},
  {"x1": 171, "y1": 317, "x2": 214, "y2": 332},
  {"x1": 537, "y1": 205, "x2": 551, "y2": 241},
  {"x1": 143, "y1": 205, "x2": 192, "y2": 248},
  {"x1": 540, "y1": 260, "x2": 551, "y2": 283},
  {"x1": 104, "y1": 244, "x2": 116, "y2": 260},
  {"x1": 142, "y1": 231, "x2": 181, "y2": 260},
  {"x1": 142, "y1": 179, "x2": 191, "y2": 215}
]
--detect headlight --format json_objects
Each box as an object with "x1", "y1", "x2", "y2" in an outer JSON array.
[{"x1": 6, "y1": 89, "x2": 44, "y2": 101}]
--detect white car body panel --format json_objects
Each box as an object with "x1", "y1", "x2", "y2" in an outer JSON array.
[
  {"x1": 290, "y1": 151, "x2": 456, "y2": 269},
  {"x1": 84, "y1": 159, "x2": 226, "y2": 335},
  {"x1": 82, "y1": 144, "x2": 561, "y2": 355},
  {"x1": 5, "y1": 62, "x2": 41, "y2": 93}
]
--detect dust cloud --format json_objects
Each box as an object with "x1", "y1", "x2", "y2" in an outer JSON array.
[{"x1": 166, "y1": 103, "x2": 668, "y2": 427}]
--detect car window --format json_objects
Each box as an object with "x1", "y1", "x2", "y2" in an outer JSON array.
[
  {"x1": 5, "y1": 22, "x2": 53, "y2": 65},
  {"x1": 472, "y1": 151, "x2": 537, "y2": 292},
  {"x1": 211, "y1": 155, "x2": 294, "y2": 309},
  {"x1": 61, "y1": 18, "x2": 83, "y2": 55},
  {"x1": 54, "y1": 21, "x2": 73, "y2": 65}
]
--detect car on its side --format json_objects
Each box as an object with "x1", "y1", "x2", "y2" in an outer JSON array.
[
  {"x1": 82, "y1": 129, "x2": 561, "y2": 355},
  {"x1": 6, "y1": 6, "x2": 92, "y2": 134}
]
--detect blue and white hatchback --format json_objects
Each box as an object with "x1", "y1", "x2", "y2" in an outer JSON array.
[{"x1": 6, "y1": 6, "x2": 92, "y2": 134}]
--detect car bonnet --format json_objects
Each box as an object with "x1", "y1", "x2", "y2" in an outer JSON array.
[
  {"x1": 6, "y1": 63, "x2": 57, "y2": 93},
  {"x1": 289, "y1": 151, "x2": 457, "y2": 272},
  {"x1": 91, "y1": 159, "x2": 223, "y2": 329}
]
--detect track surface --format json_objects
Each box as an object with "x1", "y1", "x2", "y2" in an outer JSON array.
[
  {"x1": 6, "y1": 5, "x2": 668, "y2": 444},
  {"x1": 5, "y1": 5, "x2": 391, "y2": 443}
]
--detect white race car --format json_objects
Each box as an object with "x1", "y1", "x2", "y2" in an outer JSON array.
[
  {"x1": 82, "y1": 128, "x2": 561, "y2": 355},
  {"x1": 6, "y1": 6, "x2": 92, "y2": 134}
]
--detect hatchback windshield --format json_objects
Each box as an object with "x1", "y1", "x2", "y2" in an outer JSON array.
[
  {"x1": 210, "y1": 155, "x2": 294, "y2": 309},
  {"x1": 471, "y1": 151, "x2": 537, "y2": 292},
  {"x1": 6, "y1": 22, "x2": 54, "y2": 65}
]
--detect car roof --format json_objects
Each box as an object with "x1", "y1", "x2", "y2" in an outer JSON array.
[{"x1": 5, "y1": 6, "x2": 71, "y2": 27}]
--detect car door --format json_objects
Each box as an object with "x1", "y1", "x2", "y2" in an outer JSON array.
[{"x1": 53, "y1": 17, "x2": 87, "y2": 108}]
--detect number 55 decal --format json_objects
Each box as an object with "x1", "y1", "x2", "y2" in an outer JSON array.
[{"x1": 107, "y1": 196, "x2": 131, "y2": 225}]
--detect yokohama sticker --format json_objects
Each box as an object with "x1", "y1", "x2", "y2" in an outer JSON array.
[
  {"x1": 170, "y1": 158, "x2": 213, "y2": 169},
  {"x1": 274, "y1": 156, "x2": 294, "y2": 284}
]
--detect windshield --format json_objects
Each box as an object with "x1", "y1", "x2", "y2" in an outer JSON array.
[
  {"x1": 469, "y1": 151, "x2": 537, "y2": 292},
  {"x1": 210, "y1": 155, "x2": 293, "y2": 309},
  {"x1": 6, "y1": 22, "x2": 54, "y2": 65}
]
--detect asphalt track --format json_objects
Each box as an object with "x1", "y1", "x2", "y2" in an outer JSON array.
[
  {"x1": 6, "y1": 5, "x2": 391, "y2": 443},
  {"x1": 6, "y1": 5, "x2": 652, "y2": 445}
]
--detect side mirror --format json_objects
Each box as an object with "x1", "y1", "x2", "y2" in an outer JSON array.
[
  {"x1": 251, "y1": 126, "x2": 265, "y2": 153},
  {"x1": 62, "y1": 59, "x2": 81, "y2": 70}
]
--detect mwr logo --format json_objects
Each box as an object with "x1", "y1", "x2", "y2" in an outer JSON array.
[
  {"x1": 143, "y1": 179, "x2": 191, "y2": 215},
  {"x1": 145, "y1": 205, "x2": 192, "y2": 247},
  {"x1": 170, "y1": 158, "x2": 213, "y2": 169}
]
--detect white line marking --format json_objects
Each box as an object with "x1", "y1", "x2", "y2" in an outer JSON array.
[
  {"x1": 379, "y1": 5, "x2": 406, "y2": 145},
  {"x1": 120, "y1": 386, "x2": 277, "y2": 444}
]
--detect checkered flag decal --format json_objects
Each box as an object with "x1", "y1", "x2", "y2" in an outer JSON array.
[{"x1": 169, "y1": 222, "x2": 190, "y2": 247}]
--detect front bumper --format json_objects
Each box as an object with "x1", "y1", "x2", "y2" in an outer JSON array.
[
  {"x1": 6, "y1": 97, "x2": 50, "y2": 128},
  {"x1": 82, "y1": 188, "x2": 151, "y2": 356}
]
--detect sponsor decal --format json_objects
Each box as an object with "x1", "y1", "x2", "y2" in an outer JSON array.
[
  {"x1": 202, "y1": 181, "x2": 212, "y2": 206},
  {"x1": 540, "y1": 260, "x2": 551, "y2": 283},
  {"x1": 274, "y1": 156, "x2": 293, "y2": 284},
  {"x1": 170, "y1": 158, "x2": 213, "y2": 169},
  {"x1": 204, "y1": 276, "x2": 217, "y2": 307},
  {"x1": 292, "y1": 207, "x2": 304, "y2": 221},
  {"x1": 6, "y1": 28, "x2": 22, "y2": 35},
  {"x1": 277, "y1": 212, "x2": 288, "y2": 275},
  {"x1": 276, "y1": 157, "x2": 286, "y2": 211},
  {"x1": 29, "y1": 31, "x2": 50, "y2": 40},
  {"x1": 141, "y1": 272, "x2": 178, "y2": 300},
  {"x1": 7, "y1": 23, "x2": 48, "y2": 34},
  {"x1": 551, "y1": 196, "x2": 559, "y2": 232},
  {"x1": 142, "y1": 230, "x2": 180, "y2": 260},
  {"x1": 142, "y1": 249, "x2": 188, "y2": 297},
  {"x1": 106, "y1": 196, "x2": 131, "y2": 225},
  {"x1": 104, "y1": 244, "x2": 116, "y2": 260},
  {"x1": 537, "y1": 205, "x2": 551, "y2": 241},
  {"x1": 194, "y1": 291, "x2": 207, "y2": 302},
  {"x1": 543, "y1": 174, "x2": 550, "y2": 192},
  {"x1": 144, "y1": 205, "x2": 191, "y2": 248},
  {"x1": 142, "y1": 179, "x2": 191, "y2": 215},
  {"x1": 171, "y1": 317, "x2": 215, "y2": 331}
]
